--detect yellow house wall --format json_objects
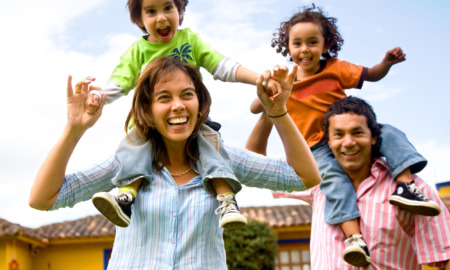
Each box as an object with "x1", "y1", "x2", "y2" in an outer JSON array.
[
  {"x1": 0, "y1": 241, "x2": 6, "y2": 270},
  {"x1": 33, "y1": 242, "x2": 112, "y2": 270},
  {"x1": 0, "y1": 239, "x2": 34, "y2": 270},
  {"x1": 437, "y1": 185, "x2": 450, "y2": 197}
]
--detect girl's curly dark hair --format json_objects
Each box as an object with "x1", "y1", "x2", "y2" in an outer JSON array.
[{"x1": 272, "y1": 4, "x2": 343, "y2": 61}]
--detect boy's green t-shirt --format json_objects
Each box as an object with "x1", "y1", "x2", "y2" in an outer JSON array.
[{"x1": 109, "y1": 28, "x2": 224, "y2": 94}]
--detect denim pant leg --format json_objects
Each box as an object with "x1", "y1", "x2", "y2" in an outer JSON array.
[
  {"x1": 314, "y1": 142, "x2": 360, "y2": 225},
  {"x1": 378, "y1": 124, "x2": 427, "y2": 179},
  {"x1": 197, "y1": 125, "x2": 242, "y2": 195},
  {"x1": 112, "y1": 128, "x2": 154, "y2": 187}
]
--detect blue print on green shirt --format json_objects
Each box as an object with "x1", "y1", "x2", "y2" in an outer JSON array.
[{"x1": 171, "y1": 43, "x2": 193, "y2": 63}]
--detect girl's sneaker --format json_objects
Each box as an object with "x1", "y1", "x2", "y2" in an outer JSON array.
[
  {"x1": 389, "y1": 181, "x2": 441, "y2": 216},
  {"x1": 343, "y1": 234, "x2": 371, "y2": 267}
]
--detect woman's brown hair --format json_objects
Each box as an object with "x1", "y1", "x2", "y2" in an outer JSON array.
[{"x1": 126, "y1": 56, "x2": 211, "y2": 171}]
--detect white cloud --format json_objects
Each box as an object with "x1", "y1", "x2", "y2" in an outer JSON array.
[
  {"x1": 0, "y1": 0, "x2": 135, "y2": 227},
  {"x1": 416, "y1": 140, "x2": 450, "y2": 184},
  {"x1": 346, "y1": 83, "x2": 405, "y2": 102}
]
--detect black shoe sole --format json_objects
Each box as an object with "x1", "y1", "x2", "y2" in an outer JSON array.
[
  {"x1": 92, "y1": 193, "x2": 130, "y2": 227},
  {"x1": 343, "y1": 250, "x2": 371, "y2": 267},
  {"x1": 389, "y1": 196, "x2": 441, "y2": 216}
]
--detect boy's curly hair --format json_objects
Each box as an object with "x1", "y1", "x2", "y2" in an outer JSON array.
[
  {"x1": 127, "y1": 0, "x2": 189, "y2": 33},
  {"x1": 272, "y1": 4, "x2": 343, "y2": 61}
]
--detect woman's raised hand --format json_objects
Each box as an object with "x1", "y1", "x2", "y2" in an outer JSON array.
[
  {"x1": 66, "y1": 75, "x2": 106, "y2": 133},
  {"x1": 256, "y1": 65, "x2": 298, "y2": 117}
]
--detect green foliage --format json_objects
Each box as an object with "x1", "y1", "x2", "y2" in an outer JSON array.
[{"x1": 223, "y1": 219, "x2": 278, "y2": 270}]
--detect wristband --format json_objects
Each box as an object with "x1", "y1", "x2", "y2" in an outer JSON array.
[
  {"x1": 88, "y1": 90, "x2": 103, "y2": 102},
  {"x1": 267, "y1": 111, "x2": 288, "y2": 118}
]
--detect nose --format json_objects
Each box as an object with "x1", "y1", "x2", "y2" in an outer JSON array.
[
  {"x1": 171, "y1": 98, "x2": 185, "y2": 112},
  {"x1": 342, "y1": 134, "x2": 356, "y2": 147},
  {"x1": 300, "y1": 43, "x2": 310, "y2": 53},
  {"x1": 156, "y1": 13, "x2": 167, "y2": 23}
]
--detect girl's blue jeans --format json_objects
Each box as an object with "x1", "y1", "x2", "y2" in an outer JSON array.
[{"x1": 111, "y1": 125, "x2": 242, "y2": 195}]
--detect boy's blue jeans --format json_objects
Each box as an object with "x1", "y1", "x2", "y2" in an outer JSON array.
[
  {"x1": 112, "y1": 125, "x2": 242, "y2": 195},
  {"x1": 316, "y1": 124, "x2": 427, "y2": 225}
]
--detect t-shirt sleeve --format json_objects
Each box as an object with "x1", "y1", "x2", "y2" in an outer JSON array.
[
  {"x1": 336, "y1": 60, "x2": 366, "y2": 89},
  {"x1": 108, "y1": 41, "x2": 144, "y2": 95},
  {"x1": 188, "y1": 29, "x2": 224, "y2": 74},
  {"x1": 412, "y1": 177, "x2": 450, "y2": 266}
]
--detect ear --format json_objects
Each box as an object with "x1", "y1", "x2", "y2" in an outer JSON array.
[
  {"x1": 322, "y1": 44, "x2": 330, "y2": 54},
  {"x1": 371, "y1": 136, "x2": 377, "y2": 146}
]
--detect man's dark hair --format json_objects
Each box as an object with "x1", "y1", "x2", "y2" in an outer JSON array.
[{"x1": 323, "y1": 96, "x2": 381, "y2": 140}]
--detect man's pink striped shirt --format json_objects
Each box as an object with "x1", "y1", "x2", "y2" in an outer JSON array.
[{"x1": 274, "y1": 158, "x2": 450, "y2": 269}]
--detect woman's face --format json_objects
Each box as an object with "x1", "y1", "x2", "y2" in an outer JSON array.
[{"x1": 151, "y1": 69, "x2": 199, "y2": 147}]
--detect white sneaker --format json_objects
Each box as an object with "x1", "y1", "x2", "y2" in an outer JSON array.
[
  {"x1": 343, "y1": 235, "x2": 371, "y2": 267},
  {"x1": 215, "y1": 194, "x2": 247, "y2": 229}
]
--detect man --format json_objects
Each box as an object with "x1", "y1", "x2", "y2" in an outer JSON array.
[{"x1": 274, "y1": 96, "x2": 450, "y2": 269}]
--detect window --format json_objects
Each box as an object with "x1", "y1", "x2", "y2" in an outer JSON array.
[
  {"x1": 104, "y1": 248, "x2": 112, "y2": 270},
  {"x1": 275, "y1": 240, "x2": 310, "y2": 270}
]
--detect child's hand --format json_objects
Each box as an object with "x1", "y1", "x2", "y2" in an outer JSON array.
[
  {"x1": 261, "y1": 65, "x2": 290, "y2": 100},
  {"x1": 256, "y1": 65, "x2": 297, "y2": 116},
  {"x1": 67, "y1": 76, "x2": 106, "y2": 131},
  {"x1": 384, "y1": 47, "x2": 406, "y2": 66}
]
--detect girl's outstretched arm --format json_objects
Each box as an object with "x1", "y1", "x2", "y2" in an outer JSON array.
[
  {"x1": 29, "y1": 76, "x2": 106, "y2": 210},
  {"x1": 365, "y1": 47, "x2": 406, "y2": 81}
]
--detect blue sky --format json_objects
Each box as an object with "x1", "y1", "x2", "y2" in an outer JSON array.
[{"x1": 1, "y1": 0, "x2": 449, "y2": 228}]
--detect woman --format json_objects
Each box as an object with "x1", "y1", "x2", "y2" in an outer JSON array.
[{"x1": 29, "y1": 56, "x2": 320, "y2": 269}]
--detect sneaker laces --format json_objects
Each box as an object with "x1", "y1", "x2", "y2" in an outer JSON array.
[
  {"x1": 344, "y1": 235, "x2": 367, "y2": 248},
  {"x1": 117, "y1": 192, "x2": 134, "y2": 202},
  {"x1": 215, "y1": 194, "x2": 238, "y2": 215},
  {"x1": 407, "y1": 183, "x2": 427, "y2": 201}
]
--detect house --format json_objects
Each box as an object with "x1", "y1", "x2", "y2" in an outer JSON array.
[{"x1": 1, "y1": 191, "x2": 449, "y2": 270}]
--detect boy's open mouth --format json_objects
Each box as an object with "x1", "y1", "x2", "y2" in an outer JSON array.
[{"x1": 158, "y1": 26, "x2": 171, "y2": 38}]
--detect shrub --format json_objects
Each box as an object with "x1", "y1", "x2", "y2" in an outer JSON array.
[{"x1": 223, "y1": 219, "x2": 278, "y2": 270}]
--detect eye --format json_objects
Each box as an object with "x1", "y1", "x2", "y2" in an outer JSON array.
[
  {"x1": 156, "y1": 94, "x2": 170, "y2": 102},
  {"x1": 182, "y1": 90, "x2": 195, "y2": 99},
  {"x1": 146, "y1": 9, "x2": 156, "y2": 15},
  {"x1": 165, "y1": 5, "x2": 174, "y2": 11}
]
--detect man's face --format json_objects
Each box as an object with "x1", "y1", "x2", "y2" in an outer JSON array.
[{"x1": 327, "y1": 113, "x2": 377, "y2": 181}]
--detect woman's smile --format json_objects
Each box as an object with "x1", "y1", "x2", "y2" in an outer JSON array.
[{"x1": 151, "y1": 70, "x2": 199, "y2": 144}]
